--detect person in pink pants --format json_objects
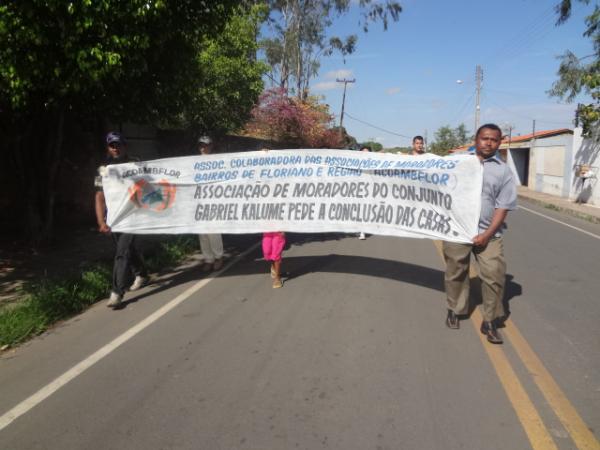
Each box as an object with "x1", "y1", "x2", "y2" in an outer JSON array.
[{"x1": 262, "y1": 232, "x2": 285, "y2": 288}]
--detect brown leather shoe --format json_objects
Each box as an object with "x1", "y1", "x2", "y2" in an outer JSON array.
[
  {"x1": 446, "y1": 309, "x2": 460, "y2": 329},
  {"x1": 213, "y1": 259, "x2": 223, "y2": 271},
  {"x1": 481, "y1": 321, "x2": 503, "y2": 344}
]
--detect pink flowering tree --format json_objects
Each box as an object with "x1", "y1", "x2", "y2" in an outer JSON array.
[{"x1": 245, "y1": 88, "x2": 343, "y2": 148}]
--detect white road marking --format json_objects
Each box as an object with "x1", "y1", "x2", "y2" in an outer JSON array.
[
  {"x1": 518, "y1": 205, "x2": 600, "y2": 240},
  {"x1": 0, "y1": 243, "x2": 260, "y2": 431}
]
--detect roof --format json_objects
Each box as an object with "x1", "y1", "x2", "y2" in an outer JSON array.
[
  {"x1": 504, "y1": 128, "x2": 572, "y2": 144},
  {"x1": 448, "y1": 128, "x2": 573, "y2": 153}
]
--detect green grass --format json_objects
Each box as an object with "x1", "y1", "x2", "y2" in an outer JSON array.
[
  {"x1": 543, "y1": 203, "x2": 561, "y2": 211},
  {"x1": 0, "y1": 236, "x2": 198, "y2": 347}
]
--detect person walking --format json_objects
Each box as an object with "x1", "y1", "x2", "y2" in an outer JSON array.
[
  {"x1": 197, "y1": 135, "x2": 224, "y2": 271},
  {"x1": 262, "y1": 232, "x2": 285, "y2": 288},
  {"x1": 442, "y1": 123, "x2": 517, "y2": 344},
  {"x1": 94, "y1": 131, "x2": 147, "y2": 308},
  {"x1": 358, "y1": 145, "x2": 372, "y2": 240}
]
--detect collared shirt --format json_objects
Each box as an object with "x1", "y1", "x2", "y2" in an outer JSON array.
[{"x1": 479, "y1": 153, "x2": 517, "y2": 235}]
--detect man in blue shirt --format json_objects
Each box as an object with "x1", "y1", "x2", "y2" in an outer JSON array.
[{"x1": 443, "y1": 124, "x2": 517, "y2": 344}]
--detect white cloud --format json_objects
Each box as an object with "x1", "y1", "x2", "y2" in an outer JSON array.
[
  {"x1": 481, "y1": 101, "x2": 577, "y2": 135},
  {"x1": 324, "y1": 69, "x2": 354, "y2": 80},
  {"x1": 329, "y1": 53, "x2": 380, "y2": 61},
  {"x1": 386, "y1": 87, "x2": 401, "y2": 95},
  {"x1": 312, "y1": 81, "x2": 341, "y2": 91},
  {"x1": 430, "y1": 100, "x2": 445, "y2": 111}
]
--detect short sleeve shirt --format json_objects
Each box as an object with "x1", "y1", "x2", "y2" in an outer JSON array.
[
  {"x1": 94, "y1": 155, "x2": 135, "y2": 192},
  {"x1": 479, "y1": 154, "x2": 517, "y2": 235}
]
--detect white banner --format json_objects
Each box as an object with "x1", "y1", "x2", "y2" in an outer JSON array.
[{"x1": 103, "y1": 149, "x2": 482, "y2": 243}]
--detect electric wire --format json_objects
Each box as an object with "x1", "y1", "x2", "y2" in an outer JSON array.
[
  {"x1": 484, "y1": 6, "x2": 557, "y2": 70},
  {"x1": 450, "y1": 90, "x2": 476, "y2": 129},
  {"x1": 485, "y1": 95, "x2": 574, "y2": 127},
  {"x1": 344, "y1": 112, "x2": 413, "y2": 140}
]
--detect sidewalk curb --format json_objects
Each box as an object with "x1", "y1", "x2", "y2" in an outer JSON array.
[{"x1": 518, "y1": 193, "x2": 600, "y2": 225}]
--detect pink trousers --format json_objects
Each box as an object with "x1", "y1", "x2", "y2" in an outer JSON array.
[{"x1": 262, "y1": 232, "x2": 286, "y2": 262}]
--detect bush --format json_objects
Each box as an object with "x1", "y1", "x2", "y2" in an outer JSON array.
[{"x1": 0, "y1": 236, "x2": 198, "y2": 347}]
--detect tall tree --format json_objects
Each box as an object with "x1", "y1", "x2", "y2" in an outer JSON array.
[
  {"x1": 549, "y1": 0, "x2": 599, "y2": 135},
  {"x1": 0, "y1": 1, "x2": 265, "y2": 242},
  {"x1": 260, "y1": 0, "x2": 402, "y2": 98},
  {"x1": 429, "y1": 124, "x2": 471, "y2": 156},
  {"x1": 359, "y1": 140, "x2": 383, "y2": 152},
  {"x1": 166, "y1": 4, "x2": 269, "y2": 135}
]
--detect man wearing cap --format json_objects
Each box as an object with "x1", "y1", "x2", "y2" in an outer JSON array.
[
  {"x1": 95, "y1": 131, "x2": 147, "y2": 308},
  {"x1": 197, "y1": 136, "x2": 225, "y2": 271}
]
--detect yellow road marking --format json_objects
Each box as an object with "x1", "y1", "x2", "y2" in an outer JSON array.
[
  {"x1": 504, "y1": 324, "x2": 600, "y2": 450},
  {"x1": 433, "y1": 241, "x2": 557, "y2": 450},
  {"x1": 470, "y1": 308, "x2": 558, "y2": 450}
]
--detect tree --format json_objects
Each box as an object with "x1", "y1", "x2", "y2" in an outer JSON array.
[
  {"x1": 167, "y1": 4, "x2": 269, "y2": 135},
  {"x1": 0, "y1": 1, "x2": 265, "y2": 242},
  {"x1": 359, "y1": 140, "x2": 383, "y2": 152},
  {"x1": 428, "y1": 124, "x2": 471, "y2": 156},
  {"x1": 549, "y1": 0, "x2": 599, "y2": 135},
  {"x1": 260, "y1": 0, "x2": 402, "y2": 98},
  {"x1": 244, "y1": 87, "x2": 343, "y2": 147}
]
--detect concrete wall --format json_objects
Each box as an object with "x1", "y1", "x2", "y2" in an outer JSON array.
[
  {"x1": 528, "y1": 133, "x2": 573, "y2": 197},
  {"x1": 569, "y1": 127, "x2": 600, "y2": 205},
  {"x1": 508, "y1": 147, "x2": 529, "y2": 185}
]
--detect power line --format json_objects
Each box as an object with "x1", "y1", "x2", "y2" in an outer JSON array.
[
  {"x1": 484, "y1": 6, "x2": 556, "y2": 69},
  {"x1": 450, "y1": 90, "x2": 476, "y2": 128},
  {"x1": 485, "y1": 96, "x2": 574, "y2": 126},
  {"x1": 344, "y1": 112, "x2": 413, "y2": 139}
]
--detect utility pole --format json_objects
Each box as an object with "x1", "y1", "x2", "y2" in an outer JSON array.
[
  {"x1": 530, "y1": 119, "x2": 537, "y2": 169},
  {"x1": 336, "y1": 78, "x2": 355, "y2": 140},
  {"x1": 505, "y1": 124, "x2": 513, "y2": 162},
  {"x1": 475, "y1": 65, "x2": 483, "y2": 132}
]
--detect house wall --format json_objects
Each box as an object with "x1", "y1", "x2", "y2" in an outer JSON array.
[
  {"x1": 508, "y1": 147, "x2": 528, "y2": 185},
  {"x1": 529, "y1": 134, "x2": 573, "y2": 197},
  {"x1": 569, "y1": 127, "x2": 600, "y2": 206}
]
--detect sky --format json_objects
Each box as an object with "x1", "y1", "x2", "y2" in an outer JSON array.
[{"x1": 263, "y1": 0, "x2": 595, "y2": 148}]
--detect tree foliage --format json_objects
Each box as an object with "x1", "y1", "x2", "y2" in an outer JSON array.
[
  {"x1": 549, "y1": 0, "x2": 599, "y2": 135},
  {"x1": 245, "y1": 87, "x2": 343, "y2": 147},
  {"x1": 260, "y1": 0, "x2": 402, "y2": 98},
  {"x1": 359, "y1": 140, "x2": 383, "y2": 152},
  {"x1": 428, "y1": 124, "x2": 471, "y2": 156},
  {"x1": 0, "y1": 1, "x2": 265, "y2": 241},
  {"x1": 166, "y1": 4, "x2": 269, "y2": 135}
]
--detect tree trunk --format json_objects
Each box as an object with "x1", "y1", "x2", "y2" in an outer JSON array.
[{"x1": 5, "y1": 108, "x2": 66, "y2": 245}]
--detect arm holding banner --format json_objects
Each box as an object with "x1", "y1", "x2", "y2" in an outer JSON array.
[
  {"x1": 472, "y1": 208, "x2": 508, "y2": 247},
  {"x1": 95, "y1": 190, "x2": 110, "y2": 234}
]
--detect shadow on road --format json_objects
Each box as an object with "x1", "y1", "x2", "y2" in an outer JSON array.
[
  {"x1": 119, "y1": 247, "x2": 522, "y2": 314},
  {"x1": 465, "y1": 274, "x2": 523, "y2": 321}
]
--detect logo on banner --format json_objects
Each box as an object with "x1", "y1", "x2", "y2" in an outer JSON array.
[{"x1": 128, "y1": 179, "x2": 176, "y2": 211}]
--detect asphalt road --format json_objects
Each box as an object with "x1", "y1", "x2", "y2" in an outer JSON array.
[{"x1": 1, "y1": 198, "x2": 599, "y2": 450}]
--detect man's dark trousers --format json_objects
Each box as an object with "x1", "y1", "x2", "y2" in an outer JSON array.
[{"x1": 111, "y1": 233, "x2": 146, "y2": 296}]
